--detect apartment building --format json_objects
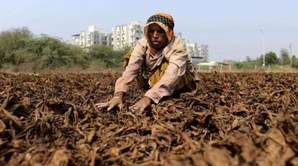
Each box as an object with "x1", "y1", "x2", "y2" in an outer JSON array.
[
  {"x1": 183, "y1": 39, "x2": 209, "y2": 62},
  {"x1": 105, "y1": 33, "x2": 112, "y2": 46},
  {"x1": 111, "y1": 21, "x2": 144, "y2": 50},
  {"x1": 72, "y1": 26, "x2": 106, "y2": 49},
  {"x1": 71, "y1": 23, "x2": 208, "y2": 62},
  {"x1": 200, "y1": 44, "x2": 209, "y2": 61}
]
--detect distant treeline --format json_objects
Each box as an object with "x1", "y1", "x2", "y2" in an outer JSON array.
[
  {"x1": 0, "y1": 27, "x2": 297, "y2": 72},
  {"x1": 0, "y1": 27, "x2": 130, "y2": 72},
  {"x1": 232, "y1": 50, "x2": 298, "y2": 70}
]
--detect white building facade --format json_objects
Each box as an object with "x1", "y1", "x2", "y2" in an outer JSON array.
[
  {"x1": 111, "y1": 21, "x2": 144, "y2": 50},
  {"x1": 71, "y1": 24, "x2": 208, "y2": 62},
  {"x1": 72, "y1": 26, "x2": 106, "y2": 49},
  {"x1": 183, "y1": 39, "x2": 209, "y2": 62}
]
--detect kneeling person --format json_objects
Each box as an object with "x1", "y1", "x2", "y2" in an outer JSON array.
[{"x1": 96, "y1": 13, "x2": 199, "y2": 112}]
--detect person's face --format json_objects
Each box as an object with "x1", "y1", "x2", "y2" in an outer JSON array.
[{"x1": 148, "y1": 23, "x2": 168, "y2": 50}]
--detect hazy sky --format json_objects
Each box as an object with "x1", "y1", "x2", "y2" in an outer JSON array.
[{"x1": 1, "y1": 0, "x2": 297, "y2": 61}]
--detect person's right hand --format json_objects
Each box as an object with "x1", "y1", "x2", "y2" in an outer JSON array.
[{"x1": 95, "y1": 97, "x2": 123, "y2": 111}]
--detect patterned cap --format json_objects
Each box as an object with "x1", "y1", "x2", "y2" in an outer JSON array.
[{"x1": 147, "y1": 14, "x2": 175, "y2": 30}]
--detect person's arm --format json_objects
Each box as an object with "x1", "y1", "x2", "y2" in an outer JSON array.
[
  {"x1": 145, "y1": 45, "x2": 188, "y2": 103},
  {"x1": 114, "y1": 40, "x2": 146, "y2": 95},
  {"x1": 96, "y1": 40, "x2": 147, "y2": 111}
]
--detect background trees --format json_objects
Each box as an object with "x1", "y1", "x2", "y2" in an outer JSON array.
[
  {"x1": 280, "y1": 49, "x2": 290, "y2": 65},
  {"x1": 234, "y1": 50, "x2": 297, "y2": 70},
  {"x1": 0, "y1": 27, "x2": 128, "y2": 71},
  {"x1": 0, "y1": 27, "x2": 297, "y2": 72},
  {"x1": 265, "y1": 51, "x2": 279, "y2": 65}
]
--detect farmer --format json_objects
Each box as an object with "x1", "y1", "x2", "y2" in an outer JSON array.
[{"x1": 96, "y1": 13, "x2": 199, "y2": 112}]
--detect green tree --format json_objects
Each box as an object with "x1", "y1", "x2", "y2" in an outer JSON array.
[
  {"x1": 28, "y1": 35, "x2": 85, "y2": 69},
  {"x1": 266, "y1": 51, "x2": 279, "y2": 65},
  {"x1": 68, "y1": 45, "x2": 89, "y2": 68},
  {"x1": 88, "y1": 46, "x2": 124, "y2": 68},
  {"x1": 292, "y1": 55, "x2": 298, "y2": 68},
  {"x1": 256, "y1": 55, "x2": 264, "y2": 66},
  {"x1": 0, "y1": 27, "x2": 32, "y2": 65},
  {"x1": 16, "y1": 35, "x2": 88, "y2": 69},
  {"x1": 280, "y1": 48, "x2": 290, "y2": 65},
  {"x1": 234, "y1": 62, "x2": 243, "y2": 69}
]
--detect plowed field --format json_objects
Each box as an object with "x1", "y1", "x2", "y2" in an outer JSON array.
[{"x1": 0, "y1": 72, "x2": 297, "y2": 166}]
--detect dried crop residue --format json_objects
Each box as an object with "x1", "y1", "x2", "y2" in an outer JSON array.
[{"x1": 0, "y1": 72, "x2": 297, "y2": 166}]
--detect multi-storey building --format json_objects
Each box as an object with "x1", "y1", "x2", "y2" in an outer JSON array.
[
  {"x1": 111, "y1": 21, "x2": 144, "y2": 50},
  {"x1": 71, "y1": 24, "x2": 208, "y2": 63},
  {"x1": 183, "y1": 39, "x2": 209, "y2": 62},
  {"x1": 105, "y1": 33, "x2": 112, "y2": 46},
  {"x1": 72, "y1": 26, "x2": 106, "y2": 49},
  {"x1": 200, "y1": 44, "x2": 209, "y2": 61}
]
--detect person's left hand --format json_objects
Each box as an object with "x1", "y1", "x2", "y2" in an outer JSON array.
[{"x1": 129, "y1": 96, "x2": 152, "y2": 113}]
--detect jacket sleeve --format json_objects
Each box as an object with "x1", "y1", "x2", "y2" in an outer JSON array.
[
  {"x1": 114, "y1": 40, "x2": 146, "y2": 94},
  {"x1": 145, "y1": 43, "x2": 188, "y2": 103}
]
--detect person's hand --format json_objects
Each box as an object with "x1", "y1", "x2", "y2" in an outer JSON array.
[
  {"x1": 129, "y1": 96, "x2": 152, "y2": 113},
  {"x1": 95, "y1": 96, "x2": 123, "y2": 111}
]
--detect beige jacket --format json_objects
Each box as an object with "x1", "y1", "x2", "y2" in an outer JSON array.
[{"x1": 115, "y1": 36, "x2": 199, "y2": 103}]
